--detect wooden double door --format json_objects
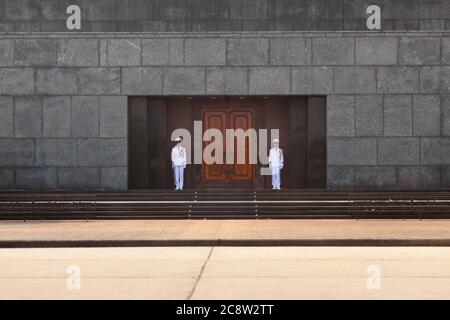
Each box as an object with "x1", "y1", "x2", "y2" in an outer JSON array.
[
  {"x1": 128, "y1": 96, "x2": 326, "y2": 190},
  {"x1": 202, "y1": 106, "x2": 255, "y2": 188}
]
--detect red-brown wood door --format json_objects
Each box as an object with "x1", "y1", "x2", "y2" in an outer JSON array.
[
  {"x1": 202, "y1": 107, "x2": 255, "y2": 187},
  {"x1": 228, "y1": 110, "x2": 254, "y2": 182},
  {"x1": 203, "y1": 110, "x2": 227, "y2": 182}
]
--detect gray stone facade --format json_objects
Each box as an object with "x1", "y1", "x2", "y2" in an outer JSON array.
[
  {"x1": 0, "y1": 0, "x2": 449, "y2": 32},
  {"x1": 0, "y1": 31, "x2": 449, "y2": 189}
]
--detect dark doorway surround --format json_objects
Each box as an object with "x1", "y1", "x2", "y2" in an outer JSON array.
[{"x1": 128, "y1": 96, "x2": 326, "y2": 189}]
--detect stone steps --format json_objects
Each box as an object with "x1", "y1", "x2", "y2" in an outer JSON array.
[{"x1": 1, "y1": 189, "x2": 450, "y2": 220}]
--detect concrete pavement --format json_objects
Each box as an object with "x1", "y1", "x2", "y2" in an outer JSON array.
[
  {"x1": 1, "y1": 219, "x2": 450, "y2": 246},
  {"x1": 1, "y1": 246, "x2": 450, "y2": 300}
]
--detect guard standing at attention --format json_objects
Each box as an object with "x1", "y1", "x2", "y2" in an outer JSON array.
[
  {"x1": 171, "y1": 136, "x2": 187, "y2": 190},
  {"x1": 268, "y1": 138, "x2": 284, "y2": 190}
]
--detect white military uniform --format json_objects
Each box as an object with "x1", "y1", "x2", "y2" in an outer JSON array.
[
  {"x1": 171, "y1": 144, "x2": 187, "y2": 190},
  {"x1": 268, "y1": 145, "x2": 284, "y2": 190}
]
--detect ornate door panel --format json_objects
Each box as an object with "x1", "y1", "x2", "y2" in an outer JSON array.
[
  {"x1": 228, "y1": 110, "x2": 254, "y2": 182},
  {"x1": 202, "y1": 110, "x2": 227, "y2": 182},
  {"x1": 202, "y1": 106, "x2": 255, "y2": 187}
]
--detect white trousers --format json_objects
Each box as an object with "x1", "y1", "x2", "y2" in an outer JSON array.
[
  {"x1": 271, "y1": 166, "x2": 281, "y2": 189},
  {"x1": 174, "y1": 166, "x2": 184, "y2": 190}
]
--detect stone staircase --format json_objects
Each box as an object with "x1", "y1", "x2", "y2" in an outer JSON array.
[{"x1": 1, "y1": 189, "x2": 450, "y2": 220}]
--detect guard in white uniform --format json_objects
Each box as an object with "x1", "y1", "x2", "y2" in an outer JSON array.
[
  {"x1": 171, "y1": 136, "x2": 187, "y2": 190},
  {"x1": 268, "y1": 138, "x2": 284, "y2": 190}
]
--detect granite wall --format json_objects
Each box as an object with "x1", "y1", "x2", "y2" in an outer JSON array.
[
  {"x1": 0, "y1": 0, "x2": 449, "y2": 32},
  {"x1": 0, "y1": 31, "x2": 449, "y2": 189}
]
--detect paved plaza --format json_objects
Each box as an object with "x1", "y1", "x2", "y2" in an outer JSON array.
[
  {"x1": 1, "y1": 220, "x2": 450, "y2": 299},
  {"x1": 1, "y1": 246, "x2": 450, "y2": 300},
  {"x1": 0, "y1": 219, "x2": 450, "y2": 244}
]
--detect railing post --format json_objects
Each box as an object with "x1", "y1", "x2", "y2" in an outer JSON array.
[
  {"x1": 28, "y1": 193, "x2": 34, "y2": 223},
  {"x1": 254, "y1": 191, "x2": 258, "y2": 219}
]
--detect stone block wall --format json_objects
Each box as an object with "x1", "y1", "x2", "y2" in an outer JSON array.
[
  {"x1": 0, "y1": 31, "x2": 449, "y2": 189},
  {"x1": 0, "y1": 94, "x2": 127, "y2": 189},
  {"x1": 0, "y1": 0, "x2": 449, "y2": 32}
]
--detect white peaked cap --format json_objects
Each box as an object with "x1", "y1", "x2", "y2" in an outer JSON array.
[
  {"x1": 175, "y1": 137, "x2": 182, "y2": 142},
  {"x1": 272, "y1": 138, "x2": 279, "y2": 143}
]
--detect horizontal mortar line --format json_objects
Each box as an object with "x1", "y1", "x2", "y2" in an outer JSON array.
[
  {"x1": 0, "y1": 276, "x2": 448, "y2": 280},
  {"x1": 1, "y1": 258, "x2": 447, "y2": 262},
  {"x1": 0, "y1": 200, "x2": 350, "y2": 204},
  {"x1": 2, "y1": 239, "x2": 450, "y2": 247},
  {"x1": 175, "y1": 275, "x2": 450, "y2": 279},
  {"x1": 2, "y1": 200, "x2": 450, "y2": 204},
  {"x1": 0, "y1": 256, "x2": 448, "y2": 260},
  {"x1": 0, "y1": 276, "x2": 197, "y2": 279}
]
